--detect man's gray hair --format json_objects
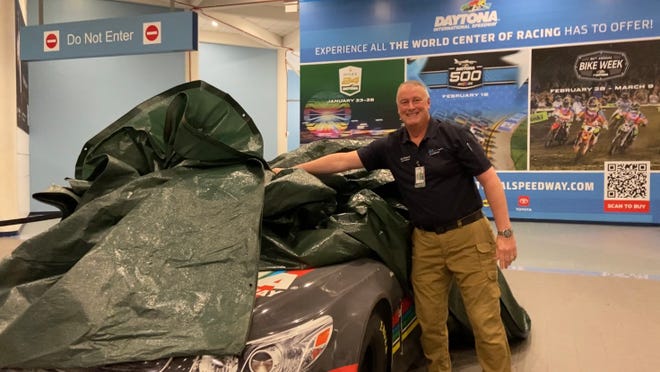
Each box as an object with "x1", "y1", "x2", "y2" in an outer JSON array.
[{"x1": 397, "y1": 80, "x2": 430, "y2": 98}]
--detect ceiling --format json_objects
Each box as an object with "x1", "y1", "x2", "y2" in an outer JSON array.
[{"x1": 114, "y1": 0, "x2": 300, "y2": 51}]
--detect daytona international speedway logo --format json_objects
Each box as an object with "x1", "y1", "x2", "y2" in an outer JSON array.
[{"x1": 434, "y1": 0, "x2": 498, "y2": 32}]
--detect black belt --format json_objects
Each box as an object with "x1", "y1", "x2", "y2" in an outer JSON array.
[{"x1": 418, "y1": 210, "x2": 484, "y2": 234}]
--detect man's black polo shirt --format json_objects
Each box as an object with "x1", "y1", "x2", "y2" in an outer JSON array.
[{"x1": 357, "y1": 118, "x2": 491, "y2": 229}]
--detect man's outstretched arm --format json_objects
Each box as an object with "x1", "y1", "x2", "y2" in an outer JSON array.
[{"x1": 273, "y1": 150, "x2": 364, "y2": 175}]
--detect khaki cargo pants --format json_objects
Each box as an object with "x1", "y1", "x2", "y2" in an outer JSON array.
[{"x1": 411, "y1": 217, "x2": 511, "y2": 372}]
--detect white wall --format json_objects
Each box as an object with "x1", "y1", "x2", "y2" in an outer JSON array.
[
  {"x1": 0, "y1": 0, "x2": 29, "y2": 234},
  {"x1": 0, "y1": 0, "x2": 19, "y2": 232},
  {"x1": 198, "y1": 42, "x2": 280, "y2": 161}
]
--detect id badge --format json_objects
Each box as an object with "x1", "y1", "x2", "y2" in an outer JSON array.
[{"x1": 415, "y1": 165, "x2": 426, "y2": 188}]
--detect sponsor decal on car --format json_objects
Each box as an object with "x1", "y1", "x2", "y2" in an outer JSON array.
[
  {"x1": 256, "y1": 269, "x2": 313, "y2": 297},
  {"x1": 392, "y1": 296, "x2": 419, "y2": 353}
]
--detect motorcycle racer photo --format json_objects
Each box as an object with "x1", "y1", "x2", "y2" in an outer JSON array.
[
  {"x1": 608, "y1": 101, "x2": 649, "y2": 156},
  {"x1": 609, "y1": 92, "x2": 633, "y2": 130},
  {"x1": 529, "y1": 39, "x2": 660, "y2": 170},
  {"x1": 625, "y1": 102, "x2": 648, "y2": 143},
  {"x1": 574, "y1": 97, "x2": 608, "y2": 152},
  {"x1": 554, "y1": 97, "x2": 576, "y2": 138},
  {"x1": 544, "y1": 97, "x2": 576, "y2": 148}
]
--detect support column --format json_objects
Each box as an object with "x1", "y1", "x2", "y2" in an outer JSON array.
[{"x1": 0, "y1": 0, "x2": 30, "y2": 235}]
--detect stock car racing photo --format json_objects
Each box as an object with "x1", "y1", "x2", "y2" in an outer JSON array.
[{"x1": 0, "y1": 81, "x2": 531, "y2": 372}]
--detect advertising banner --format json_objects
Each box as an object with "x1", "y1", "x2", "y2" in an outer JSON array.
[
  {"x1": 301, "y1": 0, "x2": 658, "y2": 63},
  {"x1": 299, "y1": 0, "x2": 660, "y2": 224},
  {"x1": 488, "y1": 168, "x2": 656, "y2": 224},
  {"x1": 300, "y1": 59, "x2": 404, "y2": 142},
  {"x1": 530, "y1": 39, "x2": 659, "y2": 171}
]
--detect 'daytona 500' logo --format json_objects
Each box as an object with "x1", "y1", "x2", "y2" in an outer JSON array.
[{"x1": 434, "y1": 1, "x2": 498, "y2": 32}]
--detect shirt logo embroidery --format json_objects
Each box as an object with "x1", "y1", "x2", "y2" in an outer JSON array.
[
  {"x1": 400, "y1": 155, "x2": 412, "y2": 162},
  {"x1": 428, "y1": 148, "x2": 445, "y2": 156}
]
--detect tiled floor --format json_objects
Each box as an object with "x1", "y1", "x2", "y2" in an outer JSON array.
[{"x1": 2, "y1": 218, "x2": 659, "y2": 371}]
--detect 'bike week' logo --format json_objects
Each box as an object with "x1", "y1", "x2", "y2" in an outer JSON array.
[
  {"x1": 434, "y1": 0, "x2": 498, "y2": 32},
  {"x1": 574, "y1": 50, "x2": 629, "y2": 81}
]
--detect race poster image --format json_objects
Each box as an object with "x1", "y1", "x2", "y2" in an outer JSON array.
[
  {"x1": 408, "y1": 51, "x2": 528, "y2": 170},
  {"x1": 530, "y1": 39, "x2": 659, "y2": 171},
  {"x1": 299, "y1": 59, "x2": 404, "y2": 143}
]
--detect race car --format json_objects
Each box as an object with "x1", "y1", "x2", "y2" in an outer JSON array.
[{"x1": 81, "y1": 256, "x2": 528, "y2": 372}]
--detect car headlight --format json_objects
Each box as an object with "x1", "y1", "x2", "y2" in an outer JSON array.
[{"x1": 241, "y1": 315, "x2": 333, "y2": 372}]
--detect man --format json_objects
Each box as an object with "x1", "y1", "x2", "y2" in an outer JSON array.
[{"x1": 275, "y1": 80, "x2": 517, "y2": 371}]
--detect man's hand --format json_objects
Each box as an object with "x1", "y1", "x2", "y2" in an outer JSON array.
[{"x1": 496, "y1": 235, "x2": 517, "y2": 269}]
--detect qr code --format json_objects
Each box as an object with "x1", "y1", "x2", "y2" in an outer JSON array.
[{"x1": 604, "y1": 161, "x2": 650, "y2": 200}]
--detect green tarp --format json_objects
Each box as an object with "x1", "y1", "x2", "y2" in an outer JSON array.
[{"x1": 0, "y1": 81, "x2": 266, "y2": 367}]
